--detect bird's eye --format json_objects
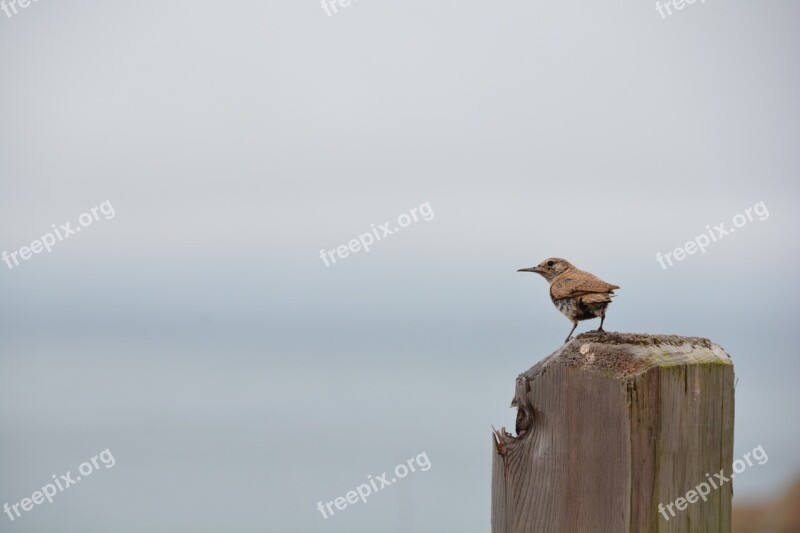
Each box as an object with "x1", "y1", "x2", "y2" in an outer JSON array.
[{"x1": 547, "y1": 261, "x2": 554, "y2": 267}]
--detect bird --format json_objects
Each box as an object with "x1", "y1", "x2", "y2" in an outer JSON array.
[{"x1": 517, "y1": 258, "x2": 620, "y2": 344}]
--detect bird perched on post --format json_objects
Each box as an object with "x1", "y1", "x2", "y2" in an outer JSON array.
[{"x1": 517, "y1": 258, "x2": 620, "y2": 344}]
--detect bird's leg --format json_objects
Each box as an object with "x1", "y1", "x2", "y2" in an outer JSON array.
[
  {"x1": 564, "y1": 321, "x2": 578, "y2": 343},
  {"x1": 598, "y1": 314, "x2": 606, "y2": 332}
]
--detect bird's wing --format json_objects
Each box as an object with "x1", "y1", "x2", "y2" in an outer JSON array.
[
  {"x1": 550, "y1": 271, "x2": 620, "y2": 299},
  {"x1": 580, "y1": 292, "x2": 614, "y2": 304}
]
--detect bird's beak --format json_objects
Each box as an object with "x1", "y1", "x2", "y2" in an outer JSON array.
[{"x1": 517, "y1": 267, "x2": 541, "y2": 273}]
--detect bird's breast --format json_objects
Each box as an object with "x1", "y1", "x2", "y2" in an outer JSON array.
[{"x1": 550, "y1": 295, "x2": 576, "y2": 318}]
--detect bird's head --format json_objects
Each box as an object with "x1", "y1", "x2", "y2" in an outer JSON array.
[{"x1": 517, "y1": 257, "x2": 573, "y2": 282}]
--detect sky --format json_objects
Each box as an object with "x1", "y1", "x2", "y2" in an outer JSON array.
[{"x1": 1, "y1": 1, "x2": 799, "y2": 532}]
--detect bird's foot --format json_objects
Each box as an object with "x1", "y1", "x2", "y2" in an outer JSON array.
[{"x1": 564, "y1": 336, "x2": 572, "y2": 344}]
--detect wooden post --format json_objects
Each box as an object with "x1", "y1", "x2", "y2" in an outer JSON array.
[{"x1": 492, "y1": 332, "x2": 734, "y2": 533}]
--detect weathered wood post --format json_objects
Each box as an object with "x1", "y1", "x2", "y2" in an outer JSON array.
[{"x1": 492, "y1": 332, "x2": 734, "y2": 533}]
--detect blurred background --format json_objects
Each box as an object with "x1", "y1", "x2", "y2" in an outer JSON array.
[{"x1": 1, "y1": 1, "x2": 798, "y2": 532}]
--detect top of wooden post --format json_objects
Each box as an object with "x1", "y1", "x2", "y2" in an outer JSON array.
[{"x1": 519, "y1": 331, "x2": 732, "y2": 383}]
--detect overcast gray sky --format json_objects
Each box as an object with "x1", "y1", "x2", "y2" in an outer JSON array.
[{"x1": 1, "y1": 1, "x2": 799, "y2": 532}]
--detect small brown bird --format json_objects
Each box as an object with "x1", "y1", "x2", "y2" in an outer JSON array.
[{"x1": 518, "y1": 258, "x2": 620, "y2": 343}]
